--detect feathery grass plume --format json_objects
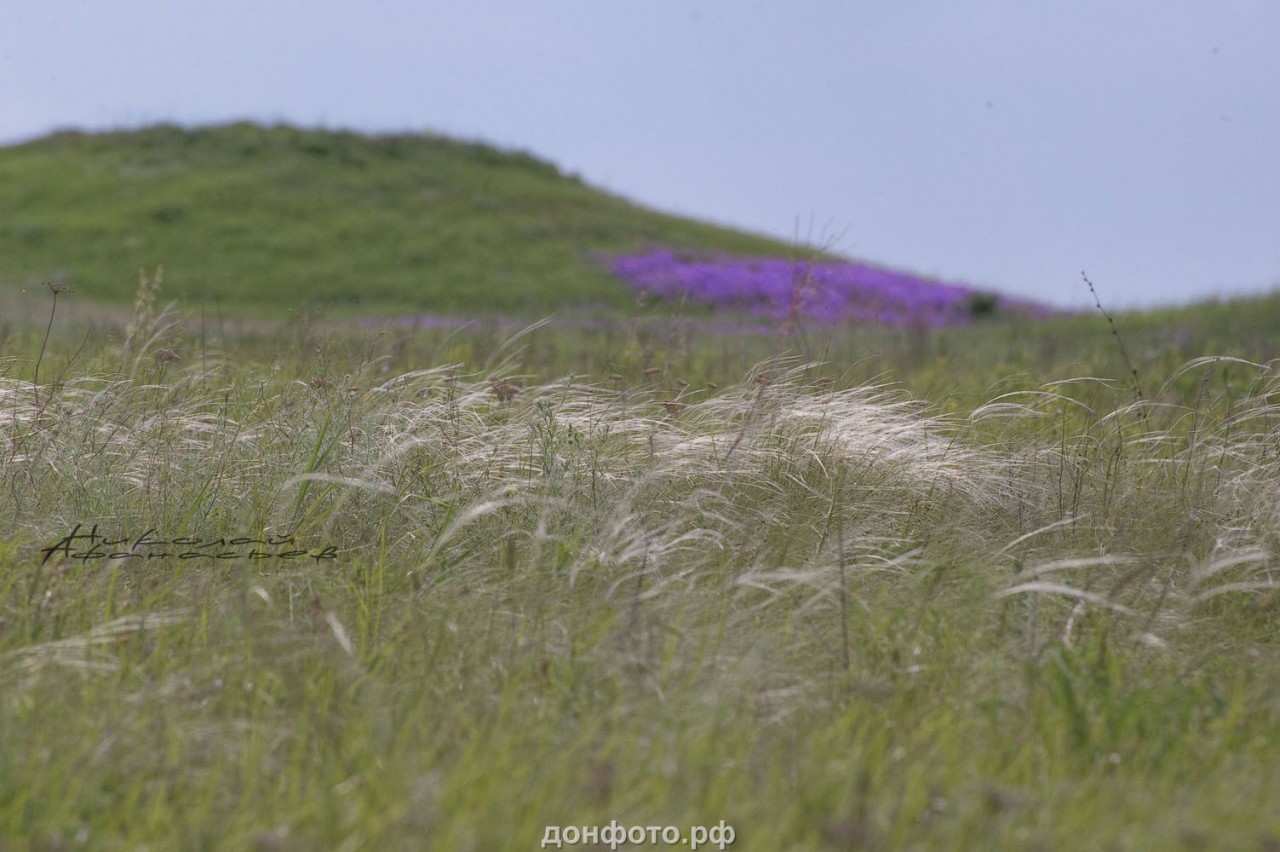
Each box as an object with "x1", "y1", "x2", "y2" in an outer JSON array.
[
  {"x1": 124, "y1": 266, "x2": 163, "y2": 352},
  {"x1": 0, "y1": 346, "x2": 1260, "y2": 589},
  {"x1": 10, "y1": 337, "x2": 1279, "y2": 641},
  {"x1": 5, "y1": 610, "x2": 189, "y2": 678},
  {"x1": 979, "y1": 355, "x2": 1280, "y2": 653},
  {"x1": 122, "y1": 265, "x2": 183, "y2": 377}
]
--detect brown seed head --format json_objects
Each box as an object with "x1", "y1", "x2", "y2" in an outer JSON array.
[{"x1": 490, "y1": 379, "x2": 519, "y2": 402}]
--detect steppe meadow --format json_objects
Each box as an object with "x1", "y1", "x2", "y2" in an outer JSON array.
[{"x1": 2, "y1": 125, "x2": 1279, "y2": 850}]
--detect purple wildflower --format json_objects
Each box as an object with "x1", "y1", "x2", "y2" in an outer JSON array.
[{"x1": 608, "y1": 249, "x2": 1057, "y2": 328}]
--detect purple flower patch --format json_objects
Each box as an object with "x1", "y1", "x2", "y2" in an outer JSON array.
[{"x1": 608, "y1": 249, "x2": 1055, "y2": 327}]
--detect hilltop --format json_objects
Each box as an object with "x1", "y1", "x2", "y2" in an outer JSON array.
[{"x1": 0, "y1": 122, "x2": 827, "y2": 317}]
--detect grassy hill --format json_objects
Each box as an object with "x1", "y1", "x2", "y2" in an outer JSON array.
[
  {"x1": 0, "y1": 122, "x2": 823, "y2": 317},
  {"x1": 9, "y1": 126, "x2": 1280, "y2": 850}
]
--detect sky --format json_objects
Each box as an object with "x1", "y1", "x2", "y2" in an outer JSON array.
[{"x1": 2, "y1": 1, "x2": 1277, "y2": 310}]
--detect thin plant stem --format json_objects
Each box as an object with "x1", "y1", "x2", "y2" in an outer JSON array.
[
  {"x1": 1082, "y1": 271, "x2": 1144, "y2": 407},
  {"x1": 33, "y1": 281, "x2": 67, "y2": 407}
]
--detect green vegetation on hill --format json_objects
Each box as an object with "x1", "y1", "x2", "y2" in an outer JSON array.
[{"x1": 0, "y1": 122, "x2": 807, "y2": 316}]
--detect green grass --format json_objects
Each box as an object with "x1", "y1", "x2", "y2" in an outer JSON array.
[
  {"x1": 3, "y1": 124, "x2": 1280, "y2": 848},
  {"x1": 3, "y1": 279, "x2": 1280, "y2": 850},
  {"x1": 0, "y1": 123, "x2": 816, "y2": 317}
]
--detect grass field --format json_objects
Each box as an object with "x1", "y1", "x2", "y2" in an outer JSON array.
[{"x1": 3, "y1": 125, "x2": 1280, "y2": 850}]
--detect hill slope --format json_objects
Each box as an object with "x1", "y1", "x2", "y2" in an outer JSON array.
[{"x1": 0, "y1": 122, "x2": 815, "y2": 316}]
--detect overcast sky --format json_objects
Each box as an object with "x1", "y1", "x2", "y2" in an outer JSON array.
[{"x1": 3, "y1": 1, "x2": 1277, "y2": 309}]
